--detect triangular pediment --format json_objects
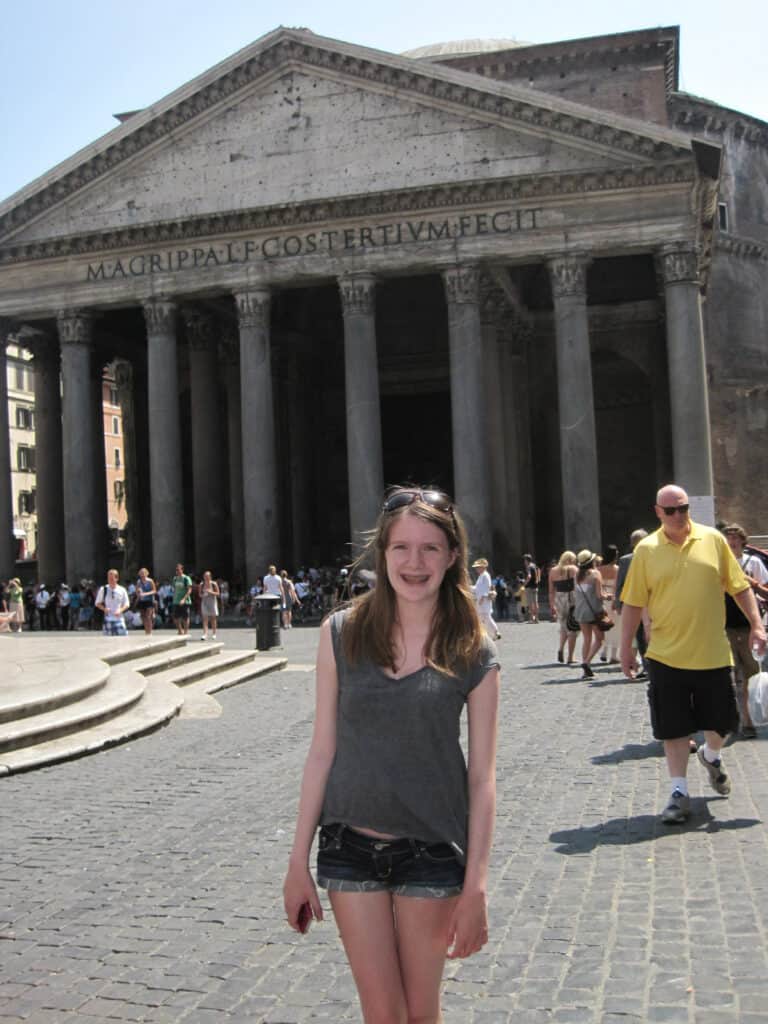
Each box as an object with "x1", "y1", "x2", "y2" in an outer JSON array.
[{"x1": 0, "y1": 27, "x2": 696, "y2": 249}]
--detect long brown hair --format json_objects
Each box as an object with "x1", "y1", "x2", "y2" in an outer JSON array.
[{"x1": 340, "y1": 495, "x2": 483, "y2": 676}]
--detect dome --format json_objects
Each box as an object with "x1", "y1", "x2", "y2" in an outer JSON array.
[{"x1": 401, "y1": 38, "x2": 530, "y2": 60}]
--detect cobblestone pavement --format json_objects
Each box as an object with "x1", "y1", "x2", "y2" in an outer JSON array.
[{"x1": 2, "y1": 620, "x2": 768, "y2": 1024}]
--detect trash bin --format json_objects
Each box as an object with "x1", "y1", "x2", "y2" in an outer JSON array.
[{"x1": 253, "y1": 594, "x2": 281, "y2": 651}]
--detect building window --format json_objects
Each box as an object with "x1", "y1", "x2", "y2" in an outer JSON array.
[
  {"x1": 17, "y1": 445, "x2": 36, "y2": 472},
  {"x1": 15, "y1": 365, "x2": 25, "y2": 390},
  {"x1": 114, "y1": 479, "x2": 125, "y2": 502},
  {"x1": 718, "y1": 202, "x2": 728, "y2": 231},
  {"x1": 109, "y1": 386, "x2": 118, "y2": 405},
  {"x1": 114, "y1": 448, "x2": 121, "y2": 469},
  {"x1": 16, "y1": 406, "x2": 34, "y2": 429},
  {"x1": 18, "y1": 491, "x2": 36, "y2": 515},
  {"x1": 112, "y1": 416, "x2": 120, "y2": 435}
]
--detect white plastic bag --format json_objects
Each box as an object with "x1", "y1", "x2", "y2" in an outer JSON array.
[{"x1": 747, "y1": 659, "x2": 768, "y2": 726}]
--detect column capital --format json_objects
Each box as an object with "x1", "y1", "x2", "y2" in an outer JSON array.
[
  {"x1": 339, "y1": 273, "x2": 376, "y2": 317},
  {"x1": 113, "y1": 357, "x2": 133, "y2": 393},
  {"x1": 657, "y1": 241, "x2": 701, "y2": 285},
  {"x1": 183, "y1": 309, "x2": 215, "y2": 351},
  {"x1": 57, "y1": 310, "x2": 93, "y2": 346},
  {"x1": 442, "y1": 264, "x2": 480, "y2": 305},
  {"x1": 478, "y1": 278, "x2": 507, "y2": 327},
  {"x1": 219, "y1": 329, "x2": 239, "y2": 366},
  {"x1": 234, "y1": 288, "x2": 270, "y2": 330},
  {"x1": 143, "y1": 296, "x2": 177, "y2": 334},
  {"x1": 547, "y1": 253, "x2": 591, "y2": 300}
]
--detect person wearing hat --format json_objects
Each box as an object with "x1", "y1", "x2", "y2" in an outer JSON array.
[
  {"x1": 573, "y1": 549, "x2": 606, "y2": 679},
  {"x1": 472, "y1": 558, "x2": 501, "y2": 640},
  {"x1": 8, "y1": 577, "x2": 24, "y2": 632},
  {"x1": 721, "y1": 523, "x2": 768, "y2": 739}
]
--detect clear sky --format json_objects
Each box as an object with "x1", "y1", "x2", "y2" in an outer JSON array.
[{"x1": 1, "y1": 0, "x2": 766, "y2": 203}]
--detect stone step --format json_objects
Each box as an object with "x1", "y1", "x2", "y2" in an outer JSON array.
[
  {"x1": 0, "y1": 657, "x2": 110, "y2": 725},
  {"x1": 119, "y1": 641, "x2": 223, "y2": 676},
  {"x1": 0, "y1": 666, "x2": 146, "y2": 755},
  {"x1": 99, "y1": 634, "x2": 190, "y2": 666},
  {"x1": 188, "y1": 654, "x2": 288, "y2": 694},
  {"x1": 0, "y1": 670, "x2": 184, "y2": 776},
  {"x1": 145, "y1": 648, "x2": 268, "y2": 689}
]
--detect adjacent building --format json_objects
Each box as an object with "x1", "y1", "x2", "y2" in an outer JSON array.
[{"x1": 0, "y1": 25, "x2": 766, "y2": 585}]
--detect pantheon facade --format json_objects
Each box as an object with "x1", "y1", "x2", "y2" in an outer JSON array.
[{"x1": 1, "y1": 25, "x2": 766, "y2": 585}]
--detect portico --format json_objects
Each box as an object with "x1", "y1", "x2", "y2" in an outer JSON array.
[{"x1": 0, "y1": 27, "x2": 721, "y2": 582}]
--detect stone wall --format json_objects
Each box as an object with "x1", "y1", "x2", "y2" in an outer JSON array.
[{"x1": 670, "y1": 94, "x2": 768, "y2": 529}]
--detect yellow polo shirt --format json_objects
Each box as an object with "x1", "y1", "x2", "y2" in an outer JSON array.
[{"x1": 621, "y1": 521, "x2": 749, "y2": 670}]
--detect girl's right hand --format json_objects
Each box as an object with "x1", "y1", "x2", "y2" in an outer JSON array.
[{"x1": 283, "y1": 863, "x2": 323, "y2": 932}]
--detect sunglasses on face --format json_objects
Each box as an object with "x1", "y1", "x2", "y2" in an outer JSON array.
[
  {"x1": 659, "y1": 504, "x2": 690, "y2": 516},
  {"x1": 382, "y1": 488, "x2": 454, "y2": 515}
]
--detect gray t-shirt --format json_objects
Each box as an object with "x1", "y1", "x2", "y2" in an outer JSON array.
[{"x1": 320, "y1": 609, "x2": 500, "y2": 860}]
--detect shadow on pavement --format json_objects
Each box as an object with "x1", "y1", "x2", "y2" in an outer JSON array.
[
  {"x1": 592, "y1": 741, "x2": 662, "y2": 764},
  {"x1": 550, "y1": 800, "x2": 762, "y2": 854},
  {"x1": 587, "y1": 674, "x2": 633, "y2": 687},
  {"x1": 539, "y1": 675, "x2": 585, "y2": 685}
]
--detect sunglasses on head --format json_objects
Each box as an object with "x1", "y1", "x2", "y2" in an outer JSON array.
[
  {"x1": 382, "y1": 488, "x2": 454, "y2": 515},
  {"x1": 660, "y1": 503, "x2": 690, "y2": 516}
]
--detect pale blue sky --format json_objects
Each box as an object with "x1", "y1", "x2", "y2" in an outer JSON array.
[{"x1": 1, "y1": 0, "x2": 766, "y2": 203}]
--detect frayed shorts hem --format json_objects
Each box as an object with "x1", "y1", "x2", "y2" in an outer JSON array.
[{"x1": 317, "y1": 875, "x2": 462, "y2": 898}]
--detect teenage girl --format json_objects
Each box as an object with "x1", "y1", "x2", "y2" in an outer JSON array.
[{"x1": 283, "y1": 487, "x2": 500, "y2": 1024}]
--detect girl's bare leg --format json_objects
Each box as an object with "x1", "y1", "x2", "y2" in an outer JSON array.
[
  {"x1": 329, "y1": 890, "x2": 408, "y2": 1024},
  {"x1": 393, "y1": 894, "x2": 459, "y2": 1023}
]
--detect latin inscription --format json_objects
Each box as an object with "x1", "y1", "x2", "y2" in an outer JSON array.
[{"x1": 85, "y1": 208, "x2": 542, "y2": 282}]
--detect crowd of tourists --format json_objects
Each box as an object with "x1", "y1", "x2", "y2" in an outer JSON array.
[{"x1": 0, "y1": 561, "x2": 373, "y2": 638}]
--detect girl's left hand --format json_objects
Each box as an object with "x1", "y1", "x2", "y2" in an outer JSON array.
[{"x1": 446, "y1": 888, "x2": 488, "y2": 959}]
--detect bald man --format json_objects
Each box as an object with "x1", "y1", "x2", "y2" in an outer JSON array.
[{"x1": 620, "y1": 484, "x2": 766, "y2": 824}]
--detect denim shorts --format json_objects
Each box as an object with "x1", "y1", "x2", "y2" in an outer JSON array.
[{"x1": 316, "y1": 823, "x2": 465, "y2": 898}]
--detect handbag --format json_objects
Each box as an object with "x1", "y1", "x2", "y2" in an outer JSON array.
[
  {"x1": 594, "y1": 609, "x2": 615, "y2": 632},
  {"x1": 566, "y1": 605, "x2": 580, "y2": 633},
  {"x1": 577, "y1": 582, "x2": 614, "y2": 632}
]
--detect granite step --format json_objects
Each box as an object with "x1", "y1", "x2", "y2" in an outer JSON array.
[
  {"x1": 145, "y1": 648, "x2": 268, "y2": 689},
  {"x1": 176, "y1": 653, "x2": 287, "y2": 695},
  {"x1": 0, "y1": 666, "x2": 146, "y2": 756},
  {"x1": 0, "y1": 669, "x2": 183, "y2": 775},
  {"x1": 119, "y1": 641, "x2": 223, "y2": 677},
  {"x1": 99, "y1": 634, "x2": 189, "y2": 666},
  {"x1": 0, "y1": 657, "x2": 110, "y2": 725}
]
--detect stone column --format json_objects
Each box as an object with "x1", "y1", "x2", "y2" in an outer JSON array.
[
  {"x1": 114, "y1": 359, "x2": 141, "y2": 580},
  {"x1": 91, "y1": 358, "x2": 109, "y2": 576},
  {"x1": 512, "y1": 323, "x2": 537, "y2": 553},
  {"x1": 547, "y1": 253, "x2": 602, "y2": 552},
  {"x1": 185, "y1": 310, "x2": 224, "y2": 573},
  {"x1": 286, "y1": 342, "x2": 311, "y2": 570},
  {"x1": 31, "y1": 340, "x2": 65, "y2": 583},
  {"x1": 58, "y1": 310, "x2": 100, "y2": 583},
  {"x1": 658, "y1": 242, "x2": 714, "y2": 497},
  {"x1": 0, "y1": 320, "x2": 15, "y2": 578},
  {"x1": 220, "y1": 330, "x2": 244, "y2": 584},
  {"x1": 496, "y1": 317, "x2": 526, "y2": 563},
  {"x1": 235, "y1": 288, "x2": 278, "y2": 585},
  {"x1": 143, "y1": 297, "x2": 184, "y2": 580},
  {"x1": 479, "y1": 282, "x2": 509, "y2": 569},
  {"x1": 442, "y1": 265, "x2": 492, "y2": 558},
  {"x1": 338, "y1": 273, "x2": 384, "y2": 547}
]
